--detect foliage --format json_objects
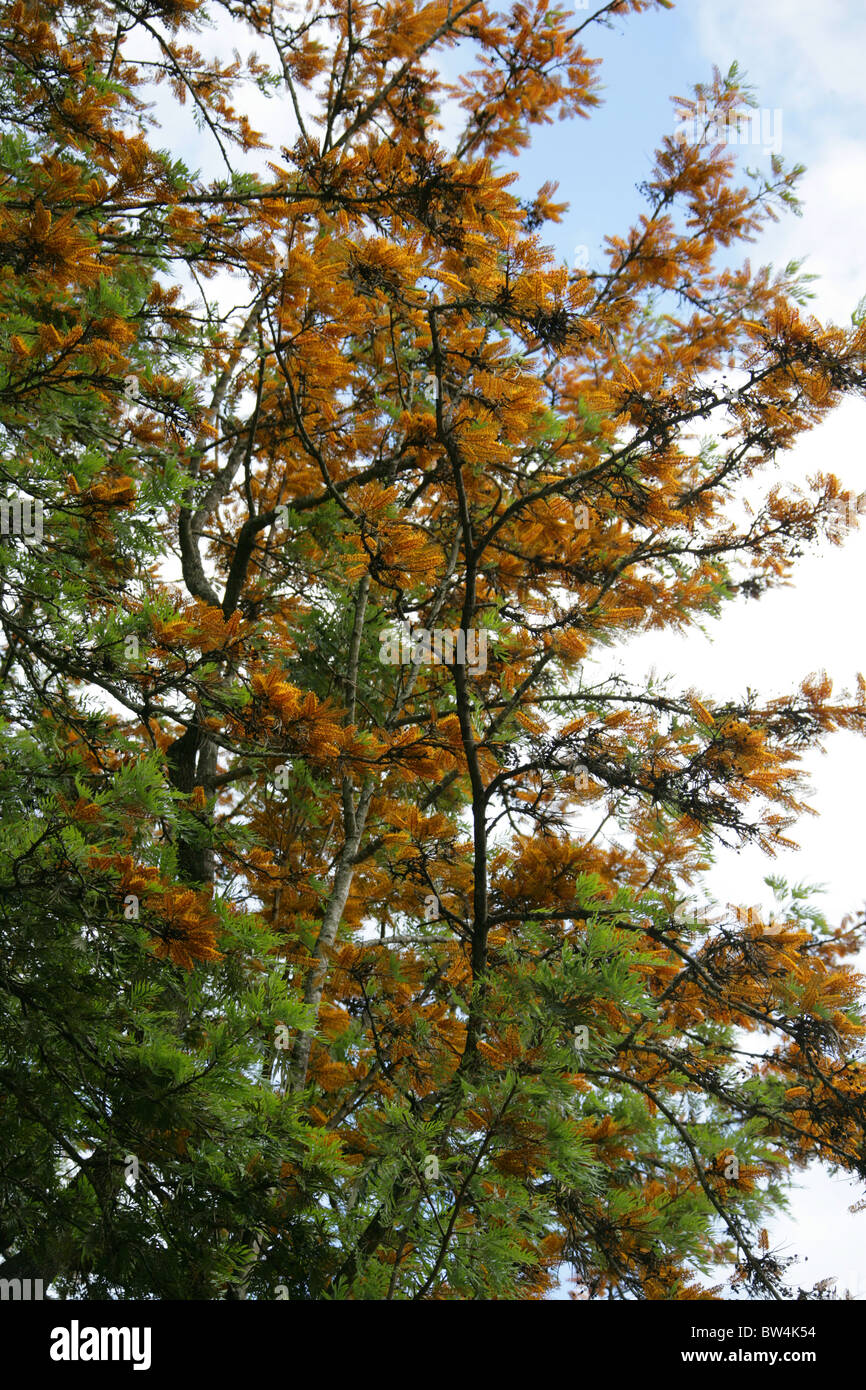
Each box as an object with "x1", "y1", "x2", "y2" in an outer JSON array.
[{"x1": 0, "y1": 0, "x2": 865, "y2": 1300}]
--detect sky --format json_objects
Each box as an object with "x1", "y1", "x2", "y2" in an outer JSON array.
[
  {"x1": 510, "y1": 0, "x2": 866, "y2": 1299},
  {"x1": 139, "y1": 0, "x2": 866, "y2": 1297}
]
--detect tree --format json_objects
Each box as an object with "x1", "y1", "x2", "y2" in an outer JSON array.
[{"x1": 0, "y1": 0, "x2": 865, "y2": 1301}]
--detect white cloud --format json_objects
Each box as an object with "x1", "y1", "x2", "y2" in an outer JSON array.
[
  {"x1": 665, "y1": 0, "x2": 866, "y2": 1293},
  {"x1": 692, "y1": 0, "x2": 866, "y2": 114}
]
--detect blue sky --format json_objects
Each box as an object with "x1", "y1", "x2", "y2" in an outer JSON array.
[
  {"x1": 508, "y1": 0, "x2": 866, "y2": 1299},
  {"x1": 502, "y1": 4, "x2": 721, "y2": 265}
]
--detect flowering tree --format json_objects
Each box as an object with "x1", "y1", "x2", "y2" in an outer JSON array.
[{"x1": 0, "y1": 0, "x2": 865, "y2": 1299}]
